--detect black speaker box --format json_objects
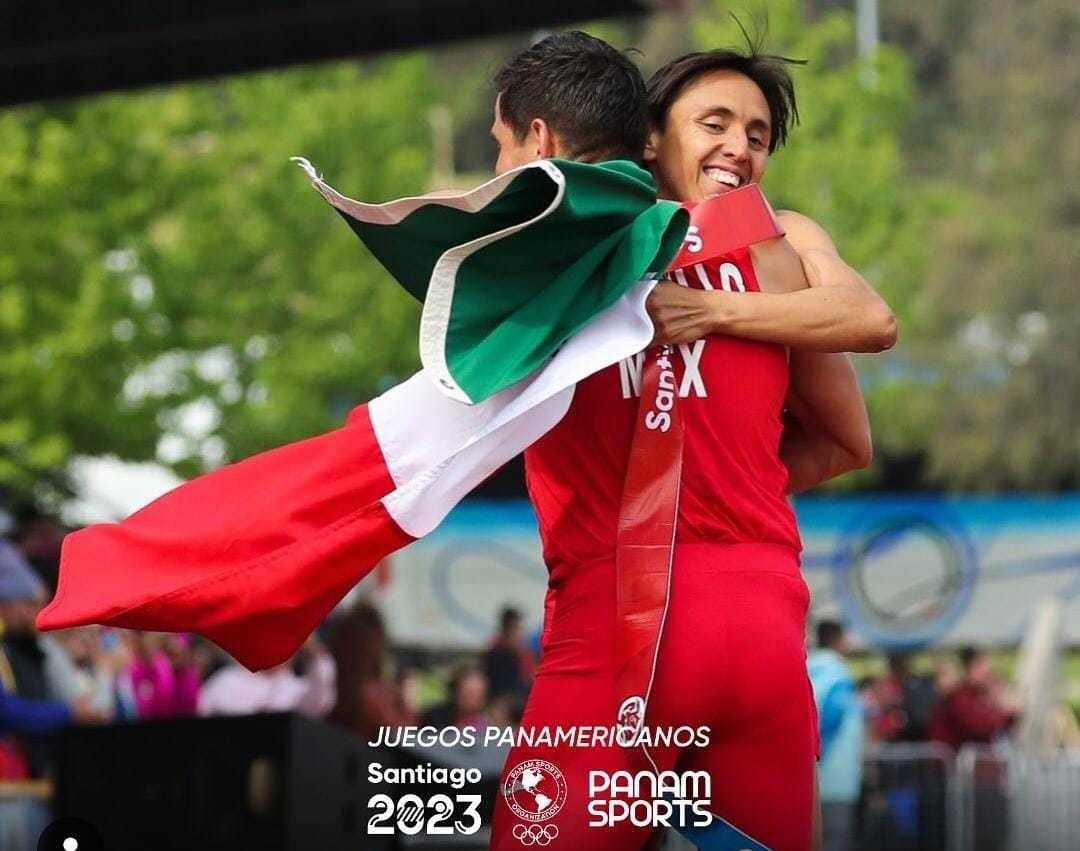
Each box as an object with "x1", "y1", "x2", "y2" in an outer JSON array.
[{"x1": 53, "y1": 713, "x2": 395, "y2": 851}]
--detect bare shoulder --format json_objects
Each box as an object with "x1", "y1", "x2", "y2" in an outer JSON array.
[{"x1": 776, "y1": 210, "x2": 839, "y2": 256}]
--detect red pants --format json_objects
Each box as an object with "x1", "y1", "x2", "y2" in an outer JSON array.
[{"x1": 490, "y1": 543, "x2": 816, "y2": 851}]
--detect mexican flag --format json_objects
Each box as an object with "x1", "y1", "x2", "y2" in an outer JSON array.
[
  {"x1": 36, "y1": 161, "x2": 782, "y2": 671},
  {"x1": 36, "y1": 285, "x2": 656, "y2": 670},
  {"x1": 35, "y1": 161, "x2": 680, "y2": 670},
  {"x1": 292, "y1": 156, "x2": 689, "y2": 403}
]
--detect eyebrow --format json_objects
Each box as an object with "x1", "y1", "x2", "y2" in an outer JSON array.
[{"x1": 700, "y1": 106, "x2": 771, "y2": 136}]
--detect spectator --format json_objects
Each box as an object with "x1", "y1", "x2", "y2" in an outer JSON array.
[
  {"x1": 199, "y1": 634, "x2": 336, "y2": 718},
  {"x1": 885, "y1": 656, "x2": 937, "y2": 743},
  {"x1": 1, "y1": 541, "x2": 106, "y2": 772},
  {"x1": 41, "y1": 626, "x2": 126, "y2": 720},
  {"x1": 1, "y1": 632, "x2": 77, "y2": 777},
  {"x1": 101, "y1": 629, "x2": 140, "y2": 719},
  {"x1": 1, "y1": 537, "x2": 107, "y2": 848},
  {"x1": 9, "y1": 502, "x2": 65, "y2": 597},
  {"x1": 856, "y1": 675, "x2": 886, "y2": 744},
  {"x1": 865, "y1": 673, "x2": 904, "y2": 743},
  {"x1": 0, "y1": 670, "x2": 70, "y2": 849},
  {"x1": 162, "y1": 633, "x2": 204, "y2": 714},
  {"x1": 422, "y1": 664, "x2": 489, "y2": 731},
  {"x1": 934, "y1": 655, "x2": 960, "y2": 694},
  {"x1": 394, "y1": 667, "x2": 422, "y2": 727},
  {"x1": 931, "y1": 647, "x2": 1018, "y2": 851},
  {"x1": 929, "y1": 646, "x2": 1019, "y2": 749},
  {"x1": 483, "y1": 606, "x2": 535, "y2": 702},
  {"x1": 488, "y1": 692, "x2": 526, "y2": 729},
  {"x1": 0, "y1": 674, "x2": 99, "y2": 773},
  {"x1": 125, "y1": 632, "x2": 201, "y2": 718},
  {"x1": 807, "y1": 621, "x2": 865, "y2": 851},
  {"x1": 874, "y1": 654, "x2": 939, "y2": 743},
  {"x1": 328, "y1": 601, "x2": 415, "y2": 740}
]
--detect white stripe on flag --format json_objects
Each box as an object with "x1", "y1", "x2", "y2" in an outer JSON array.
[
  {"x1": 374, "y1": 278, "x2": 658, "y2": 537},
  {"x1": 292, "y1": 157, "x2": 570, "y2": 403}
]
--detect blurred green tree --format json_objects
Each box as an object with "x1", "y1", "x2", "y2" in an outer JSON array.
[
  {"x1": 0, "y1": 57, "x2": 434, "y2": 497},
  {"x1": 906, "y1": 0, "x2": 1080, "y2": 489},
  {"x1": 5, "y1": 1, "x2": 1068, "y2": 499},
  {"x1": 693, "y1": 0, "x2": 942, "y2": 487}
]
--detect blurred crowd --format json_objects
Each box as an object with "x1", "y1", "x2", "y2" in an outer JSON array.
[
  {"x1": 808, "y1": 619, "x2": 1080, "y2": 851},
  {"x1": 5, "y1": 500, "x2": 1079, "y2": 851},
  {"x1": 0, "y1": 501, "x2": 539, "y2": 783}
]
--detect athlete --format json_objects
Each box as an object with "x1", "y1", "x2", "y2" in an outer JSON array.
[{"x1": 487, "y1": 35, "x2": 894, "y2": 851}]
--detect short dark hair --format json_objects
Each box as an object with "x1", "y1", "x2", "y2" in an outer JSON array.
[
  {"x1": 499, "y1": 605, "x2": 522, "y2": 633},
  {"x1": 817, "y1": 620, "x2": 845, "y2": 649},
  {"x1": 647, "y1": 48, "x2": 802, "y2": 153},
  {"x1": 449, "y1": 663, "x2": 485, "y2": 697},
  {"x1": 959, "y1": 645, "x2": 983, "y2": 671},
  {"x1": 494, "y1": 31, "x2": 647, "y2": 163}
]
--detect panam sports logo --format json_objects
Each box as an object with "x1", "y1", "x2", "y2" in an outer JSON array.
[{"x1": 503, "y1": 759, "x2": 567, "y2": 824}]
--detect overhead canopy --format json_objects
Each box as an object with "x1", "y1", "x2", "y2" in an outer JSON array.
[{"x1": 1, "y1": 0, "x2": 655, "y2": 107}]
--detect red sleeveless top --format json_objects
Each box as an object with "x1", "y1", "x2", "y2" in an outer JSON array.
[{"x1": 524, "y1": 248, "x2": 800, "y2": 571}]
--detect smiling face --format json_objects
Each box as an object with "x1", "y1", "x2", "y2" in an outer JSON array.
[{"x1": 645, "y1": 69, "x2": 773, "y2": 202}]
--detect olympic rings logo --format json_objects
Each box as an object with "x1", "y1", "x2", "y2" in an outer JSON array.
[{"x1": 513, "y1": 824, "x2": 560, "y2": 846}]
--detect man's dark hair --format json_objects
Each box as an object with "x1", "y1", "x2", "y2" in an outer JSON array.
[
  {"x1": 449, "y1": 663, "x2": 485, "y2": 698},
  {"x1": 10, "y1": 500, "x2": 48, "y2": 543},
  {"x1": 494, "y1": 31, "x2": 647, "y2": 163},
  {"x1": 646, "y1": 47, "x2": 802, "y2": 153},
  {"x1": 817, "y1": 620, "x2": 845, "y2": 649},
  {"x1": 498, "y1": 605, "x2": 522, "y2": 633},
  {"x1": 959, "y1": 645, "x2": 983, "y2": 671}
]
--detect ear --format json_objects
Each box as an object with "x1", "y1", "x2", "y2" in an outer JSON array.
[
  {"x1": 530, "y1": 118, "x2": 558, "y2": 160},
  {"x1": 642, "y1": 128, "x2": 660, "y2": 164}
]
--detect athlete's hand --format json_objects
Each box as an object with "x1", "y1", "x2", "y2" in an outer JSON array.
[{"x1": 646, "y1": 281, "x2": 722, "y2": 345}]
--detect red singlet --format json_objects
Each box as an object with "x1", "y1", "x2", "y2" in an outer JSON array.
[
  {"x1": 490, "y1": 250, "x2": 817, "y2": 851},
  {"x1": 525, "y1": 247, "x2": 800, "y2": 573}
]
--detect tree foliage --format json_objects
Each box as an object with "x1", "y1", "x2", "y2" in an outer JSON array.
[
  {"x1": 1, "y1": 57, "x2": 434, "y2": 496},
  {"x1": 898, "y1": 0, "x2": 1080, "y2": 489},
  {"x1": 693, "y1": 1, "x2": 941, "y2": 486},
  {"x1": 2, "y1": 0, "x2": 1072, "y2": 498}
]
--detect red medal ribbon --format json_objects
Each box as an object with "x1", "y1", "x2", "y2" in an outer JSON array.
[
  {"x1": 613, "y1": 185, "x2": 784, "y2": 752},
  {"x1": 669, "y1": 183, "x2": 784, "y2": 273},
  {"x1": 614, "y1": 344, "x2": 684, "y2": 749}
]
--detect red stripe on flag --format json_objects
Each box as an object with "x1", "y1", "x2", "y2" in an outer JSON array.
[
  {"x1": 37, "y1": 405, "x2": 412, "y2": 670},
  {"x1": 141, "y1": 500, "x2": 411, "y2": 671}
]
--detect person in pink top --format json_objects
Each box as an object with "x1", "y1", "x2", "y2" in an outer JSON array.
[{"x1": 126, "y1": 632, "x2": 201, "y2": 718}]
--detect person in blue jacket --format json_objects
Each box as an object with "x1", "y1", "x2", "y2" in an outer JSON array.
[{"x1": 808, "y1": 620, "x2": 865, "y2": 851}]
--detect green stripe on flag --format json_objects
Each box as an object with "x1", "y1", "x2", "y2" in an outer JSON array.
[{"x1": 295, "y1": 157, "x2": 688, "y2": 403}]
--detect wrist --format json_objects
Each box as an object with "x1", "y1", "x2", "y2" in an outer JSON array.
[{"x1": 707, "y1": 290, "x2": 741, "y2": 335}]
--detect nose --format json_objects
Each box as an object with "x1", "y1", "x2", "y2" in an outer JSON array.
[{"x1": 720, "y1": 130, "x2": 750, "y2": 163}]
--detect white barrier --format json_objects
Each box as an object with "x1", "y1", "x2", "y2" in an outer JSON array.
[{"x1": 863, "y1": 743, "x2": 1080, "y2": 851}]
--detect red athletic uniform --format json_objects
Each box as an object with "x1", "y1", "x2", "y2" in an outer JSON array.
[{"x1": 490, "y1": 250, "x2": 817, "y2": 851}]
